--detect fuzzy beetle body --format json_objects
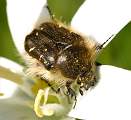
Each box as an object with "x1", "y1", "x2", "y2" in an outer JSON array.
[{"x1": 25, "y1": 21, "x2": 98, "y2": 98}]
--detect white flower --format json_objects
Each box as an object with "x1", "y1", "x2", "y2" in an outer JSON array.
[
  {"x1": 0, "y1": 0, "x2": 131, "y2": 120},
  {"x1": 71, "y1": 0, "x2": 131, "y2": 44}
]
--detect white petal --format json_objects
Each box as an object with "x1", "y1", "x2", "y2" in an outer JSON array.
[
  {"x1": 0, "y1": 88, "x2": 74, "y2": 120},
  {"x1": 0, "y1": 78, "x2": 17, "y2": 99},
  {"x1": 0, "y1": 57, "x2": 23, "y2": 98},
  {"x1": 0, "y1": 57, "x2": 23, "y2": 73},
  {"x1": 0, "y1": 89, "x2": 40, "y2": 120},
  {"x1": 0, "y1": 100, "x2": 72, "y2": 120},
  {"x1": 0, "y1": 101, "x2": 37, "y2": 120},
  {"x1": 7, "y1": 0, "x2": 51, "y2": 53},
  {"x1": 0, "y1": 87, "x2": 75, "y2": 120},
  {"x1": 0, "y1": 57, "x2": 23, "y2": 85},
  {"x1": 0, "y1": 57, "x2": 34, "y2": 97},
  {"x1": 72, "y1": 0, "x2": 131, "y2": 44},
  {"x1": 69, "y1": 65, "x2": 131, "y2": 120}
]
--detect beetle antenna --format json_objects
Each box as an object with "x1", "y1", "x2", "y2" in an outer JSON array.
[{"x1": 96, "y1": 34, "x2": 114, "y2": 50}]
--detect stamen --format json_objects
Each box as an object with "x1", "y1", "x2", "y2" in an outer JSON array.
[{"x1": 34, "y1": 87, "x2": 54, "y2": 117}]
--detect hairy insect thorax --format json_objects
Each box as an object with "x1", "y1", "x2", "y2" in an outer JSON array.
[{"x1": 24, "y1": 21, "x2": 97, "y2": 94}]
